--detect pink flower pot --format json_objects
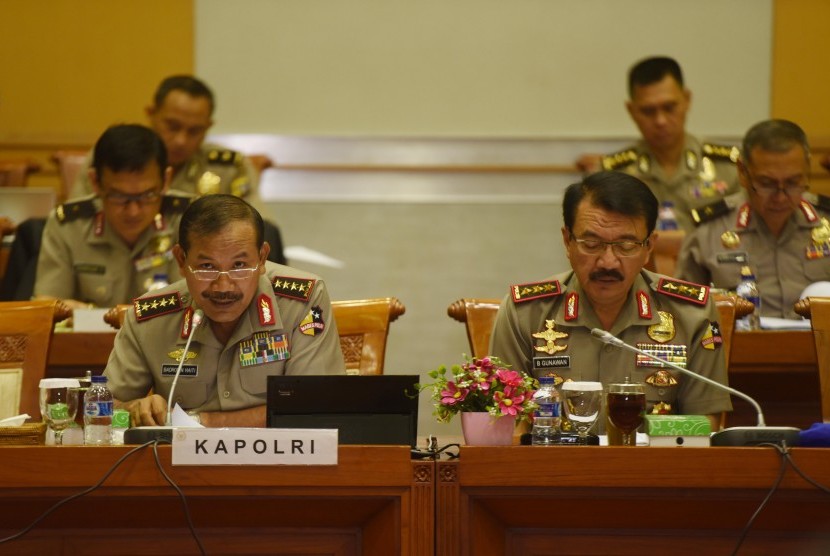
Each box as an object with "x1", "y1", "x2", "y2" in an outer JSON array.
[{"x1": 461, "y1": 412, "x2": 515, "y2": 446}]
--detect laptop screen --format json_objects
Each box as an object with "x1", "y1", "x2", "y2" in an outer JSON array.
[{"x1": 266, "y1": 375, "x2": 419, "y2": 446}]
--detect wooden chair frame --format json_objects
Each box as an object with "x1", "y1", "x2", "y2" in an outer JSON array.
[{"x1": 794, "y1": 297, "x2": 830, "y2": 422}]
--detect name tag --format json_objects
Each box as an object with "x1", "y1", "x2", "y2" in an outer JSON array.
[
  {"x1": 74, "y1": 263, "x2": 106, "y2": 274},
  {"x1": 162, "y1": 364, "x2": 197, "y2": 377},
  {"x1": 533, "y1": 355, "x2": 570, "y2": 370},
  {"x1": 716, "y1": 252, "x2": 748, "y2": 264},
  {"x1": 171, "y1": 428, "x2": 338, "y2": 466}
]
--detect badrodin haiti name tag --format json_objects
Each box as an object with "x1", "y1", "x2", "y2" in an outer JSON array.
[{"x1": 171, "y1": 428, "x2": 338, "y2": 466}]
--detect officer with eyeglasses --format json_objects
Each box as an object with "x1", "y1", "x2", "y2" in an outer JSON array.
[
  {"x1": 34, "y1": 124, "x2": 192, "y2": 310},
  {"x1": 490, "y1": 171, "x2": 731, "y2": 432},
  {"x1": 103, "y1": 194, "x2": 345, "y2": 428},
  {"x1": 677, "y1": 119, "x2": 830, "y2": 319}
]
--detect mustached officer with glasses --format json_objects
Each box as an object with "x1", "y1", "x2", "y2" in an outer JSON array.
[
  {"x1": 103, "y1": 194, "x2": 345, "y2": 428},
  {"x1": 677, "y1": 120, "x2": 830, "y2": 319},
  {"x1": 35, "y1": 124, "x2": 193, "y2": 311},
  {"x1": 490, "y1": 171, "x2": 731, "y2": 431}
]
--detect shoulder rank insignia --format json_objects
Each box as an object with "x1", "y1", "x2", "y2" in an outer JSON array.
[
  {"x1": 701, "y1": 142, "x2": 740, "y2": 163},
  {"x1": 691, "y1": 199, "x2": 730, "y2": 225},
  {"x1": 814, "y1": 194, "x2": 830, "y2": 213},
  {"x1": 656, "y1": 277, "x2": 709, "y2": 306},
  {"x1": 55, "y1": 198, "x2": 96, "y2": 223},
  {"x1": 272, "y1": 276, "x2": 316, "y2": 301},
  {"x1": 511, "y1": 280, "x2": 562, "y2": 303},
  {"x1": 160, "y1": 194, "x2": 191, "y2": 214},
  {"x1": 207, "y1": 148, "x2": 242, "y2": 166},
  {"x1": 600, "y1": 149, "x2": 638, "y2": 171},
  {"x1": 134, "y1": 292, "x2": 183, "y2": 322}
]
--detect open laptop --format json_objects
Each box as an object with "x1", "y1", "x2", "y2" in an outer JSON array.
[
  {"x1": 1, "y1": 187, "x2": 56, "y2": 230},
  {"x1": 267, "y1": 375, "x2": 419, "y2": 446}
]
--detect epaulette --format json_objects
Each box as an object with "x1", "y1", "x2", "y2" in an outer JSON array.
[
  {"x1": 702, "y1": 142, "x2": 740, "y2": 163},
  {"x1": 160, "y1": 193, "x2": 191, "y2": 214},
  {"x1": 133, "y1": 292, "x2": 184, "y2": 322},
  {"x1": 691, "y1": 199, "x2": 730, "y2": 225},
  {"x1": 510, "y1": 280, "x2": 562, "y2": 303},
  {"x1": 55, "y1": 198, "x2": 96, "y2": 223},
  {"x1": 600, "y1": 149, "x2": 638, "y2": 171},
  {"x1": 656, "y1": 277, "x2": 709, "y2": 306},
  {"x1": 207, "y1": 148, "x2": 243, "y2": 166},
  {"x1": 272, "y1": 276, "x2": 316, "y2": 302}
]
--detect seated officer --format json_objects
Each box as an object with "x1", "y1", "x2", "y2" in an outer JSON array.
[
  {"x1": 490, "y1": 171, "x2": 731, "y2": 430},
  {"x1": 34, "y1": 124, "x2": 191, "y2": 310},
  {"x1": 70, "y1": 75, "x2": 258, "y2": 202},
  {"x1": 104, "y1": 194, "x2": 345, "y2": 428},
  {"x1": 577, "y1": 56, "x2": 741, "y2": 233},
  {"x1": 676, "y1": 119, "x2": 830, "y2": 319}
]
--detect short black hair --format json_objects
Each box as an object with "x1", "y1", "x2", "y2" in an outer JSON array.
[
  {"x1": 628, "y1": 56, "x2": 684, "y2": 98},
  {"x1": 92, "y1": 124, "x2": 167, "y2": 180},
  {"x1": 153, "y1": 75, "x2": 215, "y2": 114},
  {"x1": 742, "y1": 119, "x2": 810, "y2": 165},
  {"x1": 563, "y1": 171, "x2": 658, "y2": 237},
  {"x1": 178, "y1": 194, "x2": 264, "y2": 253}
]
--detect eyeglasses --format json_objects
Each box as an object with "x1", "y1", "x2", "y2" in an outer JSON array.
[
  {"x1": 187, "y1": 264, "x2": 260, "y2": 281},
  {"x1": 747, "y1": 174, "x2": 808, "y2": 198},
  {"x1": 102, "y1": 188, "x2": 162, "y2": 207},
  {"x1": 571, "y1": 236, "x2": 649, "y2": 257}
]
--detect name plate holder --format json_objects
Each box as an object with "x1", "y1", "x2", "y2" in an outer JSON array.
[{"x1": 171, "y1": 428, "x2": 338, "y2": 465}]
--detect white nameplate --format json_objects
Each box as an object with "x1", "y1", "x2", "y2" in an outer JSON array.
[{"x1": 171, "y1": 428, "x2": 338, "y2": 466}]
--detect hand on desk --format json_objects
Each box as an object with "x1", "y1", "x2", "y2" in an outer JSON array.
[{"x1": 118, "y1": 394, "x2": 168, "y2": 426}]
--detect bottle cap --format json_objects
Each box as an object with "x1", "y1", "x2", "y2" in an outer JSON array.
[{"x1": 91, "y1": 375, "x2": 108, "y2": 383}]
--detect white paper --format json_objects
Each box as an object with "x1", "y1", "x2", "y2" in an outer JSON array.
[
  {"x1": 171, "y1": 403, "x2": 205, "y2": 427},
  {"x1": 284, "y1": 246, "x2": 345, "y2": 269},
  {"x1": 72, "y1": 308, "x2": 113, "y2": 332},
  {"x1": 760, "y1": 316, "x2": 812, "y2": 330},
  {"x1": 599, "y1": 432, "x2": 650, "y2": 446},
  {"x1": 0, "y1": 414, "x2": 30, "y2": 427}
]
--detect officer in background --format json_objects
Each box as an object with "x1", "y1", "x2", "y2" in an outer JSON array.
[
  {"x1": 105, "y1": 194, "x2": 345, "y2": 428},
  {"x1": 490, "y1": 172, "x2": 731, "y2": 430},
  {"x1": 676, "y1": 119, "x2": 830, "y2": 319},
  {"x1": 69, "y1": 75, "x2": 258, "y2": 203},
  {"x1": 576, "y1": 56, "x2": 741, "y2": 233},
  {"x1": 34, "y1": 124, "x2": 192, "y2": 310}
]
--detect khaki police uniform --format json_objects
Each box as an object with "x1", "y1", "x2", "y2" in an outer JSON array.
[
  {"x1": 676, "y1": 197, "x2": 830, "y2": 319},
  {"x1": 489, "y1": 270, "x2": 732, "y2": 430},
  {"x1": 69, "y1": 143, "x2": 259, "y2": 202},
  {"x1": 601, "y1": 134, "x2": 741, "y2": 233},
  {"x1": 103, "y1": 262, "x2": 346, "y2": 413},
  {"x1": 34, "y1": 192, "x2": 192, "y2": 307}
]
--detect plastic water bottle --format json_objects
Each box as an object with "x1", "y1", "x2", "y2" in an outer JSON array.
[
  {"x1": 736, "y1": 265, "x2": 761, "y2": 331},
  {"x1": 84, "y1": 375, "x2": 113, "y2": 445},
  {"x1": 657, "y1": 201, "x2": 679, "y2": 231},
  {"x1": 147, "y1": 272, "x2": 169, "y2": 292},
  {"x1": 531, "y1": 376, "x2": 561, "y2": 445}
]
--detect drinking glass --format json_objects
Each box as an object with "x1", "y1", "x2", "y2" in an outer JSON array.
[
  {"x1": 561, "y1": 381, "x2": 603, "y2": 443},
  {"x1": 39, "y1": 378, "x2": 80, "y2": 446},
  {"x1": 606, "y1": 381, "x2": 646, "y2": 446}
]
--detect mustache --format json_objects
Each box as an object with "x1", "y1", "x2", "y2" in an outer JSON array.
[
  {"x1": 589, "y1": 269, "x2": 624, "y2": 282},
  {"x1": 201, "y1": 291, "x2": 244, "y2": 302}
]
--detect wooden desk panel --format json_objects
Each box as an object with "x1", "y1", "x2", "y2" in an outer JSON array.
[
  {"x1": 437, "y1": 446, "x2": 830, "y2": 556},
  {"x1": 0, "y1": 445, "x2": 433, "y2": 556},
  {"x1": 728, "y1": 330, "x2": 821, "y2": 428}
]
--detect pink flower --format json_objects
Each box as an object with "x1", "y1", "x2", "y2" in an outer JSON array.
[
  {"x1": 440, "y1": 382, "x2": 469, "y2": 406},
  {"x1": 494, "y1": 386, "x2": 526, "y2": 416},
  {"x1": 495, "y1": 368, "x2": 523, "y2": 388}
]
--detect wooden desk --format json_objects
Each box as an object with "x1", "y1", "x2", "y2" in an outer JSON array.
[
  {"x1": 47, "y1": 331, "x2": 116, "y2": 378},
  {"x1": 437, "y1": 446, "x2": 830, "y2": 556},
  {"x1": 729, "y1": 330, "x2": 821, "y2": 428},
  {"x1": 0, "y1": 445, "x2": 433, "y2": 555}
]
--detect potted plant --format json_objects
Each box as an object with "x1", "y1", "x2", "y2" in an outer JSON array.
[{"x1": 418, "y1": 356, "x2": 538, "y2": 445}]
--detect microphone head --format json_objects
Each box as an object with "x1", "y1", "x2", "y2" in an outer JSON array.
[
  {"x1": 590, "y1": 328, "x2": 610, "y2": 342},
  {"x1": 192, "y1": 309, "x2": 204, "y2": 327}
]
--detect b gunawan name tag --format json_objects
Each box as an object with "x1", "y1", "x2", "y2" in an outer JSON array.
[{"x1": 172, "y1": 428, "x2": 338, "y2": 466}]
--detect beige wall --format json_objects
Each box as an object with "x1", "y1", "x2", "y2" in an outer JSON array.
[{"x1": 0, "y1": 0, "x2": 194, "y2": 145}]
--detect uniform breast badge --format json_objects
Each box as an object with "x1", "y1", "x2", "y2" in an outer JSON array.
[
  {"x1": 239, "y1": 331, "x2": 290, "y2": 367},
  {"x1": 168, "y1": 349, "x2": 198, "y2": 362},
  {"x1": 636, "y1": 343, "x2": 687, "y2": 369},
  {"x1": 647, "y1": 311, "x2": 676, "y2": 343},
  {"x1": 532, "y1": 320, "x2": 568, "y2": 355},
  {"x1": 197, "y1": 171, "x2": 222, "y2": 195},
  {"x1": 645, "y1": 370, "x2": 678, "y2": 414},
  {"x1": 806, "y1": 218, "x2": 830, "y2": 260},
  {"x1": 720, "y1": 231, "x2": 741, "y2": 249}
]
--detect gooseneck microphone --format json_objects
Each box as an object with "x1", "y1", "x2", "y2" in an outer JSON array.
[
  {"x1": 590, "y1": 328, "x2": 801, "y2": 447},
  {"x1": 166, "y1": 309, "x2": 204, "y2": 426},
  {"x1": 123, "y1": 309, "x2": 205, "y2": 444}
]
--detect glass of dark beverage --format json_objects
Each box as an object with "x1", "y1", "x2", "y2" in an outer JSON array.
[{"x1": 606, "y1": 381, "x2": 645, "y2": 446}]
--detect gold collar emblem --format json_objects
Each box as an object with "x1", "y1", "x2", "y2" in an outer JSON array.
[{"x1": 532, "y1": 320, "x2": 569, "y2": 355}]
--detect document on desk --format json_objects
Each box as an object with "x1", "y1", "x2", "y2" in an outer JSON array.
[
  {"x1": 172, "y1": 427, "x2": 338, "y2": 465},
  {"x1": 760, "y1": 316, "x2": 812, "y2": 330}
]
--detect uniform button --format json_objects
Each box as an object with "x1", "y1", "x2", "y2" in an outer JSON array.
[
  {"x1": 223, "y1": 391, "x2": 231, "y2": 399},
  {"x1": 604, "y1": 345, "x2": 614, "y2": 353}
]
